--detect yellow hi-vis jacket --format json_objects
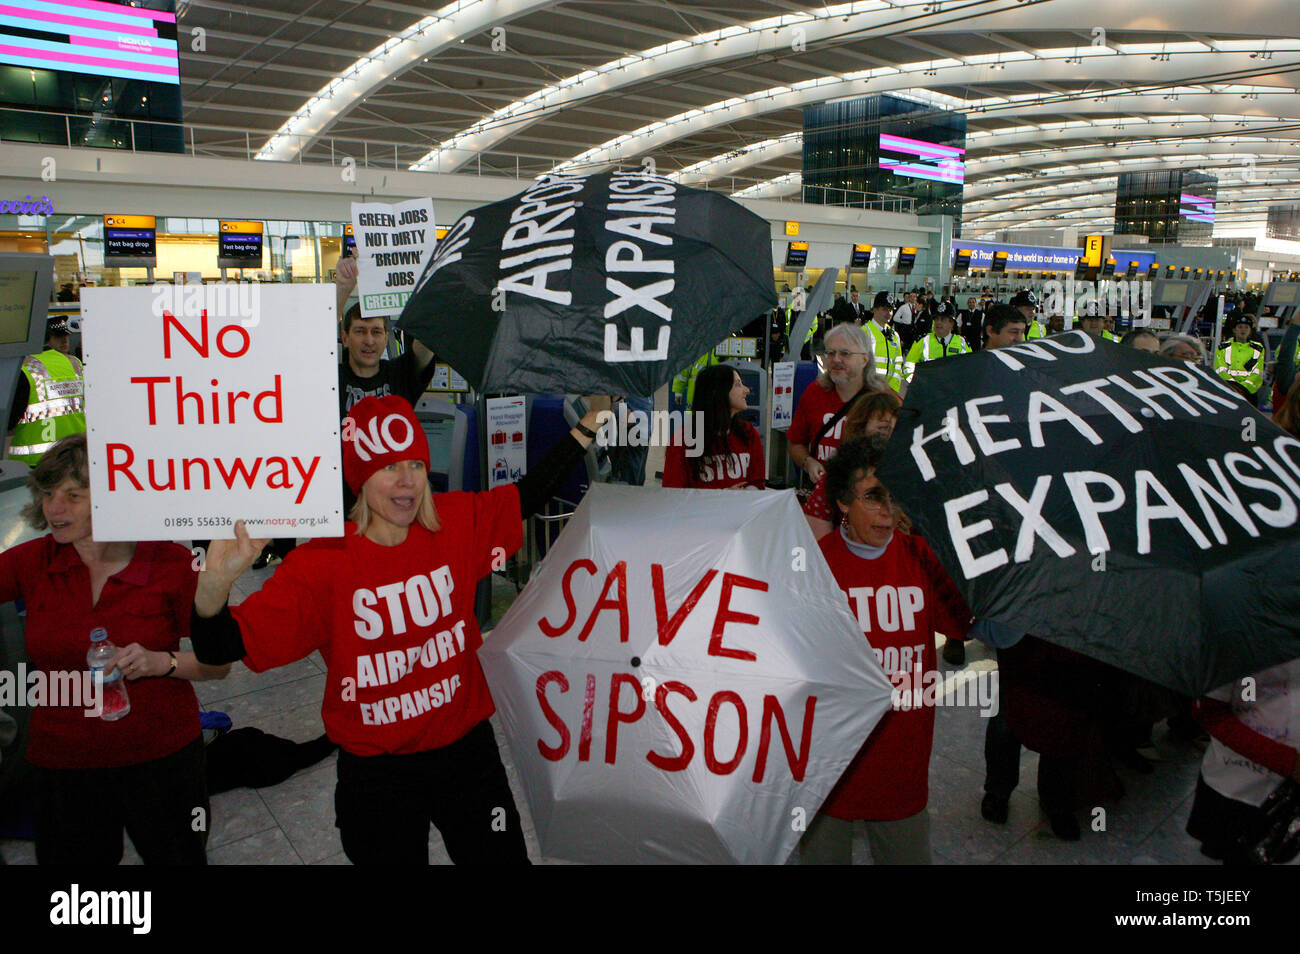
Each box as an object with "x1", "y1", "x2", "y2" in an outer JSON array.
[
  {"x1": 905, "y1": 332, "x2": 970, "y2": 381},
  {"x1": 1215, "y1": 340, "x2": 1264, "y2": 395},
  {"x1": 671, "y1": 351, "x2": 721, "y2": 408},
  {"x1": 11, "y1": 350, "x2": 86, "y2": 464},
  {"x1": 864, "y1": 320, "x2": 905, "y2": 393}
]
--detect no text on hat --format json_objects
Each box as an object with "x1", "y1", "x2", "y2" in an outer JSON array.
[{"x1": 872, "y1": 291, "x2": 895, "y2": 311}]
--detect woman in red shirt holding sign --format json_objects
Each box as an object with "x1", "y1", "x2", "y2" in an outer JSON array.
[
  {"x1": 662, "y1": 364, "x2": 765, "y2": 490},
  {"x1": 190, "y1": 395, "x2": 605, "y2": 865},
  {"x1": 802, "y1": 436, "x2": 972, "y2": 865}
]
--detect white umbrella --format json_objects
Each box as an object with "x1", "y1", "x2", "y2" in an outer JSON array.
[{"x1": 480, "y1": 484, "x2": 894, "y2": 864}]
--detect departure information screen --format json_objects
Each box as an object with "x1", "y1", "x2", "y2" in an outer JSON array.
[
  {"x1": 218, "y1": 220, "x2": 264, "y2": 266},
  {"x1": 103, "y1": 213, "x2": 156, "y2": 262}
]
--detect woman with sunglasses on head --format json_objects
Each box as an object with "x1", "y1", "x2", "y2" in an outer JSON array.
[
  {"x1": 802, "y1": 390, "x2": 902, "y2": 539},
  {"x1": 799, "y1": 436, "x2": 972, "y2": 865},
  {"x1": 787, "y1": 323, "x2": 884, "y2": 485},
  {"x1": 662, "y1": 364, "x2": 764, "y2": 490}
]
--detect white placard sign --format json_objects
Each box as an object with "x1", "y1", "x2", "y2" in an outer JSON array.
[
  {"x1": 350, "y1": 198, "x2": 437, "y2": 318},
  {"x1": 81, "y1": 285, "x2": 343, "y2": 541},
  {"x1": 771, "y1": 361, "x2": 795, "y2": 430},
  {"x1": 485, "y1": 395, "x2": 527, "y2": 489}
]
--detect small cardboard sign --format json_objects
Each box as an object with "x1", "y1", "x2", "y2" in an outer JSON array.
[{"x1": 350, "y1": 198, "x2": 438, "y2": 318}]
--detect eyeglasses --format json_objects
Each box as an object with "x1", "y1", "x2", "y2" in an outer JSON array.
[
  {"x1": 852, "y1": 489, "x2": 895, "y2": 511},
  {"x1": 825, "y1": 350, "x2": 866, "y2": 360}
]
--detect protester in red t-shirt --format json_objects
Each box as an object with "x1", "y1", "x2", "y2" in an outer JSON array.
[
  {"x1": 662, "y1": 364, "x2": 765, "y2": 490},
  {"x1": 190, "y1": 395, "x2": 608, "y2": 865},
  {"x1": 787, "y1": 323, "x2": 884, "y2": 484},
  {"x1": 0, "y1": 434, "x2": 230, "y2": 865},
  {"x1": 802, "y1": 390, "x2": 901, "y2": 538},
  {"x1": 800, "y1": 437, "x2": 972, "y2": 865}
]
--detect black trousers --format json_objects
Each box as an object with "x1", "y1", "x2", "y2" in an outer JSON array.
[
  {"x1": 1186, "y1": 772, "x2": 1266, "y2": 865},
  {"x1": 896, "y1": 324, "x2": 917, "y2": 353},
  {"x1": 334, "y1": 720, "x2": 529, "y2": 865},
  {"x1": 982, "y1": 707, "x2": 1076, "y2": 812},
  {"x1": 33, "y1": 735, "x2": 208, "y2": 865}
]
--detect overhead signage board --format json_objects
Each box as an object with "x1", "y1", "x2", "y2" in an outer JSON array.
[
  {"x1": 218, "y1": 220, "x2": 264, "y2": 269},
  {"x1": 103, "y1": 214, "x2": 157, "y2": 268},
  {"x1": 960, "y1": 241, "x2": 1156, "y2": 274}
]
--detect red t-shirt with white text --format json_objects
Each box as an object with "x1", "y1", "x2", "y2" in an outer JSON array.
[
  {"x1": 232, "y1": 485, "x2": 522, "y2": 757},
  {"x1": 787, "y1": 383, "x2": 847, "y2": 463},
  {"x1": 661, "y1": 424, "x2": 765, "y2": 489},
  {"x1": 817, "y1": 529, "x2": 972, "y2": 820}
]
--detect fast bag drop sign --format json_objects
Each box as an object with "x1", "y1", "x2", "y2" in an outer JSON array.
[
  {"x1": 479, "y1": 485, "x2": 895, "y2": 865},
  {"x1": 81, "y1": 285, "x2": 343, "y2": 541}
]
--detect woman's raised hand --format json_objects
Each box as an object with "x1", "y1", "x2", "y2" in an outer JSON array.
[
  {"x1": 194, "y1": 521, "x2": 270, "y2": 617},
  {"x1": 203, "y1": 521, "x2": 269, "y2": 582}
]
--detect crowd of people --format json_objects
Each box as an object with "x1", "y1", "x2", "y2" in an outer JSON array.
[
  {"x1": 772, "y1": 293, "x2": 1300, "y2": 862},
  {"x1": 1, "y1": 260, "x2": 1298, "y2": 867}
]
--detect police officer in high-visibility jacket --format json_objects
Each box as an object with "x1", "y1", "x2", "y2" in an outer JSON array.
[
  {"x1": 905, "y1": 301, "x2": 970, "y2": 381},
  {"x1": 670, "y1": 349, "x2": 721, "y2": 412},
  {"x1": 1215, "y1": 318, "x2": 1265, "y2": 404},
  {"x1": 1011, "y1": 290, "x2": 1046, "y2": 339},
  {"x1": 9, "y1": 321, "x2": 86, "y2": 466},
  {"x1": 865, "y1": 291, "x2": 906, "y2": 393}
]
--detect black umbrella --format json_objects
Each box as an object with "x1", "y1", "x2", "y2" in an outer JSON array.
[
  {"x1": 876, "y1": 331, "x2": 1300, "y2": 697},
  {"x1": 397, "y1": 170, "x2": 777, "y2": 396}
]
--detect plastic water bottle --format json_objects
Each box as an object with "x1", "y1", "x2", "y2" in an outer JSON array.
[{"x1": 86, "y1": 627, "x2": 130, "y2": 722}]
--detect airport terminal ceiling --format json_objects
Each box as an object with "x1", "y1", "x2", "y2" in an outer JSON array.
[
  {"x1": 165, "y1": 0, "x2": 1300, "y2": 238},
  {"x1": 0, "y1": 2, "x2": 1291, "y2": 233}
]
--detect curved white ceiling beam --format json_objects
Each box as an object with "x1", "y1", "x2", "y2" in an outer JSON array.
[
  {"x1": 967, "y1": 152, "x2": 1300, "y2": 199},
  {"x1": 734, "y1": 154, "x2": 1300, "y2": 208},
  {"x1": 734, "y1": 174, "x2": 803, "y2": 199},
  {"x1": 671, "y1": 134, "x2": 801, "y2": 184},
  {"x1": 964, "y1": 183, "x2": 1300, "y2": 225},
  {"x1": 415, "y1": 0, "x2": 1300, "y2": 172},
  {"x1": 556, "y1": 53, "x2": 1300, "y2": 173},
  {"x1": 733, "y1": 173, "x2": 801, "y2": 199},
  {"x1": 672, "y1": 116, "x2": 1299, "y2": 186},
  {"x1": 968, "y1": 140, "x2": 1300, "y2": 177},
  {"x1": 965, "y1": 174, "x2": 1300, "y2": 216},
  {"x1": 969, "y1": 118, "x2": 1300, "y2": 152},
  {"x1": 255, "y1": 0, "x2": 558, "y2": 161},
  {"x1": 965, "y1": 93, "x2": 1300, "y2": 124}
]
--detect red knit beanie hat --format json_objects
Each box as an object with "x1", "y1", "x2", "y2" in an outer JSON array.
[{"x1": 342, "y1": 395, "x2": 430, "y2": 494}]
